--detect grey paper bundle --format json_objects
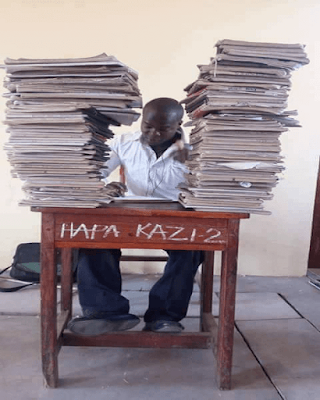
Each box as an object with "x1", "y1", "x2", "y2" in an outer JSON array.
[
  {"x1": 180, "y1": 39, "x2": 309, "y2": 214},
  {"x1": 3, "y1": 54, "x2": 142, "y2": 207}
]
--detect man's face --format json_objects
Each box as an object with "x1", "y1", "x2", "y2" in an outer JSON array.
[{"x1": 140, "y1": 108, "x2": 181, "y2": 146}]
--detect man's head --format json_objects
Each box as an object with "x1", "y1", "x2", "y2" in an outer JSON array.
[{"x1": 140, "y1": 98, "x2": 184, "y2": 146}]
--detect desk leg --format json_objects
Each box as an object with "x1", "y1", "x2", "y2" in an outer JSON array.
[
  {"x1": 60, "y1": 248, "x2": 73, "y2": 318},
  {"x1": 216, "y1": 219, "x2": 240, "y2": 390},
  {"x1": 40, "y1": 212, "x2": 58, "y2": 388},
  {"x1": 200, "y1": 251, "x2": 214, "y2": 331}
]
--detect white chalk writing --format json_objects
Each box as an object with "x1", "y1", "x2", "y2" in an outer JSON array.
[
  {"x1": 146, "y1": 224, "x2": 167, "y2": 240},
  {"x1": 102, "y1": 225, "x2": 120, "y2": 238},
  {"x1": 71, "y1": 223, "x2": 89, "y2": 239},
  {"x1": 167, "y1": 226, "x2": 189, "y2": 241},
  {"x1": 59, "y1": 222, "x2": 223, "y2": 243},
  {"x1": 135, "y1": 223, "x2": 152, "y2": 237},
  {"x1": 203, "y1": 228, "x2": 221, "y2": 243},
  {"x1": 60, "y1": 223, "x2": 119, "y2": 239},
  {"x1": 190, "y1": 228, "x2": 197, "y2": 242}
]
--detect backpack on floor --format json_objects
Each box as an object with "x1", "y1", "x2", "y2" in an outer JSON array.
[
  {"x1": 9, "y1": 242, "x2": 43, "y2": 282},
  {"x1": 0, "y1": 243, "x2": 78, "y2": 291}
]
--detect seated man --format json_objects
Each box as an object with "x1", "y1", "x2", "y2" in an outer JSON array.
[{"x1": 68, "y1": 97, "x2": 203, "y2": 336}]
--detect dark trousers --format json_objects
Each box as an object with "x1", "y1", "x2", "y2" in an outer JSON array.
[{"x1": 77, "y1": 249, "x2": 204, "y2": 322}]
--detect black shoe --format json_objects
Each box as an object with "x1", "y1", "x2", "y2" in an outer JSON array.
[
  {"x1": 143, "y1": 320, "x2": 184, "y2": 333},
  {"x1": 68, "y1": 314, "x2": 140, "y2": 336}
]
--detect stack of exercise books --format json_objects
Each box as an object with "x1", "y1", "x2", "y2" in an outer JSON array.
[
  {"x1": 180, "y1": 39, "x2": 309, "y2": 214},
  {"x1": 3, "y1": 54, "x2": 142, "y2": 207}
]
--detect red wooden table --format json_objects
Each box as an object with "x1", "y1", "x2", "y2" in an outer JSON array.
[{"x1": 35, "y1": 202, "x2": 249, "y2": 390}]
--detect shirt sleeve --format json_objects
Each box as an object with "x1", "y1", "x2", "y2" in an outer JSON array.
[{"x1": 100, "y1": 137, "x2": 122, "y2": 181}]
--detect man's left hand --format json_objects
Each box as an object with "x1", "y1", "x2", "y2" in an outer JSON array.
[
  {"x1": 172, "y1": 141, "x2": 192, "y2": 163},
  {"x1": 105, "y1": 181, "x2": 127, "y2": 197}
]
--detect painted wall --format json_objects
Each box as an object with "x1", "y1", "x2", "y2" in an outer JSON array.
[{"x1": 0, "y1": 0, "x2": 319, "y2": 276}]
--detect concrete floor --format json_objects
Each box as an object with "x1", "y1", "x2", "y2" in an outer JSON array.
[{"x1": 0, "y1": 272, "x2": 320, "y2": 400}]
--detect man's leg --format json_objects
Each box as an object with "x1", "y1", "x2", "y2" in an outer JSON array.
[
  {"x1": 68, "y1": 249, "x2": 139, "y2": 335},
  {"x1": 77, "y1": 248, "x2": 129, "y2": 316},
  {"x1": 144, "y1": 250, "x2": 203, "y2": 331}
]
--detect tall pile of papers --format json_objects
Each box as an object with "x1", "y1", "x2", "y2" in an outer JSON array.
[
  {"x1": 3, "y1": 54, "x2": 142, "y2": 207},
  {"x1": 180, "y1": 39, "x2": 309, "y2": 214}
]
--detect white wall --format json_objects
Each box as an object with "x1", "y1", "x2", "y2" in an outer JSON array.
[{"x1": 0, "y1": 0, "x2": 319, "y2": 276}]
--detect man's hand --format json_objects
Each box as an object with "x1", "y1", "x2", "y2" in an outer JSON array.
[
  {"x1": 105, "y1": 181, "x2": 127, "y2": 197},
  {"x1": 172, "y1": 140, "x2": 192, "y2": 163}
]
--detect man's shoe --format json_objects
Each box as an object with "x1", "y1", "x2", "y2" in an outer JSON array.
[
  {"x1": 143, "y1": 320, "x2": 184, "y2": 333},
  {"x1": 68, "y1": 314, "x2": 140, "y2": 336}
]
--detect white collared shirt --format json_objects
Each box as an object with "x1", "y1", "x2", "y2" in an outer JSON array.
[{"x1": 101, "y1": 131, "x2": 187, "y2": 200}]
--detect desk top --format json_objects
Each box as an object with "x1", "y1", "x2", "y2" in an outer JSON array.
[{"x1": 32, "y1": 201, "x2": 250, "y2": 220}]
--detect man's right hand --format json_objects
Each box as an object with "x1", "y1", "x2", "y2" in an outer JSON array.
[{"x1": 105, "y1": 182, "x2": 127, "y2": 197}]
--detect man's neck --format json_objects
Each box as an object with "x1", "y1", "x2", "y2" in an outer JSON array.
[{"x1": 150, "y1": 131, "x2": 181, "y2": 158}]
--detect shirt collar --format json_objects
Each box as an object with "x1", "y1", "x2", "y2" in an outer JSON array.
[{"x1": 136, "y1": 129, "x2": 186, "y2": 159}]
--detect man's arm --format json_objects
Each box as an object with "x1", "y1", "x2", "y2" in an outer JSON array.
[
  {"x1": 101, "y1": 146, "x2": 121, "y2": 180},
  {"x1": 101, "y1": 142, "x2": 127, "y2": 197}
]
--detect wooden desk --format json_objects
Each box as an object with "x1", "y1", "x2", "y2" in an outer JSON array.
[{"x1": 35, "y1": 202, "x2": 249, "y2": 390}]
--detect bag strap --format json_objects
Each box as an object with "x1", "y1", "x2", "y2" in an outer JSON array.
[
  {"x1": 0, "y1": 266, "x2": 35, "y2": 292},
  {"x1": 0, "y1": 266, "x2": 11, "y2": 275},
  {"x1": 0, "y1": 278, "x2": 35, "y2": 292}
]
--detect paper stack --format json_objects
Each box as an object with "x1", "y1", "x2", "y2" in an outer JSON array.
[
  {"x1": 180, "y1": 39, "x2": 309, "y2": 214},
  {"x1": 3, "y1": 54, "x2": 142, "y2": 207}
]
